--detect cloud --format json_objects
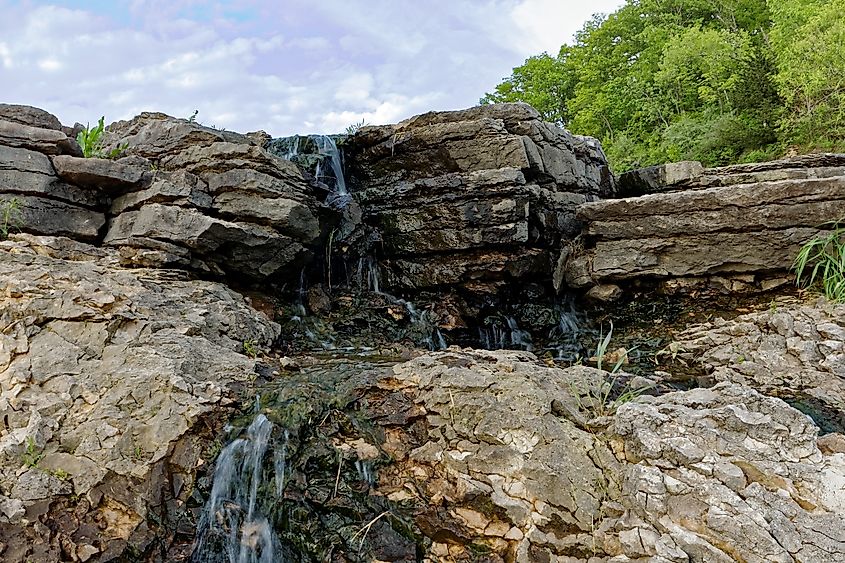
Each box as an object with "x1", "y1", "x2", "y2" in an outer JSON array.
[{"x1": 0, "y1": 0, "x2": 623, "y2": 136}]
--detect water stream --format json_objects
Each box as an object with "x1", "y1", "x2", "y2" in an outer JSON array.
[{"x1": 192, "y1": 414, "x2": 285, "y2": 563}]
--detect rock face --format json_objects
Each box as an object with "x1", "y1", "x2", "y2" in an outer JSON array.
[
  {"x1": 567, "y1": 156, "x2": 845, "y2": 293},
  {"x1": 0, "y1": 234, "x2": 279, "y2": 562},
  {"x1": 673, "y1": 298, "x2": 845, "y2": 432},
  {"x1": 269, "y1": 349, "x2": 845, "y2": 561},
  {"x1": 0, "y1": 105, "x2": 323, "y2": 284},
  {"x1": 343, "y1": 103, "x2": 614, "y2": 294}
]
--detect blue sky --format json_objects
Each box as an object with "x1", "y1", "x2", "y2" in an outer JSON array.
[{"x1": 0, "y1": 0, "x2": 623, "y2": 135}]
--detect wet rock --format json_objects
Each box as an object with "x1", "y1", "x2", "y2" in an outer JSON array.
[
  {"x1": 0, "y1": 235, "x2": 279, "y2": 560},
  {"x1": 271, "y1": 350, "x2": 845, "y2": 561}
]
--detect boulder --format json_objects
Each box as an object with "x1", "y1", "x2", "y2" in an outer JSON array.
[
  {"x1": 0, "y1": 104, "x2": 63, "y2": 131},
  {"x1": 0, "y1": 235, "x2": 279, "y2": 561},
  {"x1": 52, "y1": 154, "x2": 148, "y2": 192},
  {"x1": 96, "y1": 112, "x2": 323, "y2": 281}
]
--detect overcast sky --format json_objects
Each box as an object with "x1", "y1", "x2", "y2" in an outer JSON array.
[{"x1": 1, "y1": 0, "x2": 623, "y2": 136}]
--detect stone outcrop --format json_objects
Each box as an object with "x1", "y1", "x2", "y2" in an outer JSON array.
[
  {"x1": 0, "y1": 105, "x2": 323, "y2": 284},
  {"x1": 343, "y1": 103, "x2": 614, "y2": 294},
  {"x1": 270, "y1": 349, "x2": 845, "y2": 561},
  {"x1": 0, "y1": 234, "x2": 279, "y2": 562},
  {"x1": 672, "y1": 297, "x2": 845, "y2": 432},
  {"x1": 567, "y1": 156, "x2": 845, "y2": 293}
]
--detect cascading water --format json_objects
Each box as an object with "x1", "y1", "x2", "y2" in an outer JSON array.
[
  {"x1": 192, "y1": 414, "x2": 286, "y2": 563},
  {"x1": 312, "y1": 135, "x2": 347, "y2": 195},
  {"x1": 479, "y1": 316, "x2": 533, "y2": 351},
  {"x1": 265, "y1": 134, "x2": 347, "y2": 198}
]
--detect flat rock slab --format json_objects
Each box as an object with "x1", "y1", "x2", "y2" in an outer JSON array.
[
  {"x1": 0, "y1": 194, "x2": 105, "y2": 241},
  {"x1": 0, "y1": 119, "x2": 82, "y2": 156},
  {"x1": 52, "y1": 155, "x2": 147, "y2": 192}
]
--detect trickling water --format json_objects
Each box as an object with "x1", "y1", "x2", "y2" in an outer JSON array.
[
  {"x1": 312, "y1": 135, "x2": 347, "y2": 195},
  {"x1": 192, "y1": 414, "x2": 283, "y2": 563},
  {"x1": 356, "y1": 256, "x2": 382, "y2": 294},
  {"x1": 479, "y1": 316, "x2": 533, "y2": 351}
]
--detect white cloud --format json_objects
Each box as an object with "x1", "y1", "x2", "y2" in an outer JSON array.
[{"x1": 0, "y1": 0, "x2": 623, "y2": 136}]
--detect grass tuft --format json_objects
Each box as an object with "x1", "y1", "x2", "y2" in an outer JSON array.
[{"x1": 793, "y1": 221, "x2": 845, "y2": 302}]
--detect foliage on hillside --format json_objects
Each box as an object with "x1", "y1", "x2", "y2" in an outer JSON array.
[{"x1": 482, "y1": 0, "x2": 845, "y2": 172}]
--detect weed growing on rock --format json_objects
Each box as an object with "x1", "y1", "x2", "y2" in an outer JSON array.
[
  {"x1": 0, "y1": 197, "x2": 22, "y2": 239},
  {"x1": 243, "y1": 339, "x2": 259, "y2": 359},
  {"x1": 794, "y1": 223, "x2": 845, "y2": 302},
  {"x1": 77, "y1": 116, "x2": 129, "y2": 158},
  {"x1": 22, "y1": 437, "x2": 44, "y2": 468}
]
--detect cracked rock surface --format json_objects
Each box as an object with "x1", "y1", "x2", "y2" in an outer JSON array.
[{"x1": 0, "y1": 234, "x2": 278, "y2": 562}]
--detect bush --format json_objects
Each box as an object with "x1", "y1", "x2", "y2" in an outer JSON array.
[{"x1": 0, "y1": 198, "x2": 22, "y2": 240}]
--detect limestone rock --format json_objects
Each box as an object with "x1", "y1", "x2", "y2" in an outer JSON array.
[
  {"x1": 672, "y1": 299, "x2": 845, "y2": 431},
  {"x1": 570, "y1": 170, "x2": 845, "y2": 291},
  {"x1": 0, "y1": 119, "x2": 82, "y2": 156},
  {"x1": 52, "y1": 154, "x2": 148, "y2": 192},
  {"x1": 343, "y1": 103, "x2": 612, "y2": 294},
  {"x1": 0, "y1": 104, "x2": 63, "y2": 131},
  {"x1": 0, "y1": 235, "x2": 279, "y2": 560}
]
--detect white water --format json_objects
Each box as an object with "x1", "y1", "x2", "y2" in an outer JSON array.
[
  {"x1": 313, "y1": 135, "x2": 347, "y2": 195},
  {"x1": 479, "y1": 316, "x2": 533, "y2": 351},
  {"x1": 192, "y1": 414, "x2": 283, "y2": 563}
]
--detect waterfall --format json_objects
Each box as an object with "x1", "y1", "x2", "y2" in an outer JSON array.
[
  {"x1": 192, "y1": 414, "x2": 284, "y2": 563},
  {"x1": 312, "y1": 135, "x2": 347, "y2": 195},
  {"x1": 479, "y1": 316, "x2": 533, "y2": 351}
]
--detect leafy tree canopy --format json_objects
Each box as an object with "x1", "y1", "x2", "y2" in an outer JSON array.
[{"x1": 482, "y1": 0, "x2": 844, "y2": 172}]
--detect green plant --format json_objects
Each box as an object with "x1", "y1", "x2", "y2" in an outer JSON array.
[
  {"x1": 22, "y1": 437, "x2": 44, "y2": 468},
  {"x1": 76, "y1": 116, "x2": 129, "y2": 159},
  {"x1": 344, "y1": 118, "x2": 368, "y2": 135},
  {"x1": 793, "y1": 222, "x2": 845, "y2": 302},
  {"x1": 50, "y1": 468, "x2": 70, "y2": 480},
  {"x1": 1, "y1": 198, "x2": 23, "y2": 240},
  {"x1": 188, "y1": 109, "x2": 199, "y2": 123},
  {"x1": 243, "y1": 339, "x2": 259, "y2": 359}
]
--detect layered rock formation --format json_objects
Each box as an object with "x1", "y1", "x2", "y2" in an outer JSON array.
[
  {"x1": 567, "y1": 155, "x2": 845, "y2": 294},
  {"x1": 0, "y1": 105, "x2": 322, "y2": 284},
  {"x1": 0, "y1": 234, "x2": 279, "y2": 561},
  {"x1": 343, "y1": 103, "x2": 614, "y2": 294}
]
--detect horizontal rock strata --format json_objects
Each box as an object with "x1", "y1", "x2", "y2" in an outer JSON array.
[
  {"x1": 568, "y1": 158, "x2": 845, "y2": 292},
  {"x1": 344, "y1": 103, "x2": 614, "y2": 293}
]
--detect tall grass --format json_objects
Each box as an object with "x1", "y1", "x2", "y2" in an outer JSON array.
[{"x1": 793, "y1": 222, "x2": 845, "y2": 302}]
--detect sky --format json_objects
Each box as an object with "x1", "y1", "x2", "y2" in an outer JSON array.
[{"x1": 0, "y1": 0, "x2": 623, "y2": 136}]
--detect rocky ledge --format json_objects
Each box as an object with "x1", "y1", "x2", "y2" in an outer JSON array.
[
  {"x1": 0, "y1": 234, "x2": 277, "y2": 561},
  {"x1": 566, "y1": 155, "x2": 845, "y2": 296},
  {"x1": 0, "y1": 105, "x2": 322, "y2": 285}
]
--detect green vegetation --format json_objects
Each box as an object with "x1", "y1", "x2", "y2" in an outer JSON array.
[
  {"x1": 482, "y1": 0, "x2": 845, "y2": 172},
  {"x1": 22, "y1": 437, "x2": 44, "y2": 468},
  {"x1": 77, "y1": 116, "x2": 129, "y2": 158},
  {"x1": 243, "y1": 339, "x2": 259, "y2": 359},
  {"x1": 0, "y1": 197, "x2": 22, "y2": 240},
  {"x1": 344, "y1": 118, "x2": 368, "y2": 135},
  {"x1": 794, "y1": 222, "x2": 845, "y2": 302}
]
